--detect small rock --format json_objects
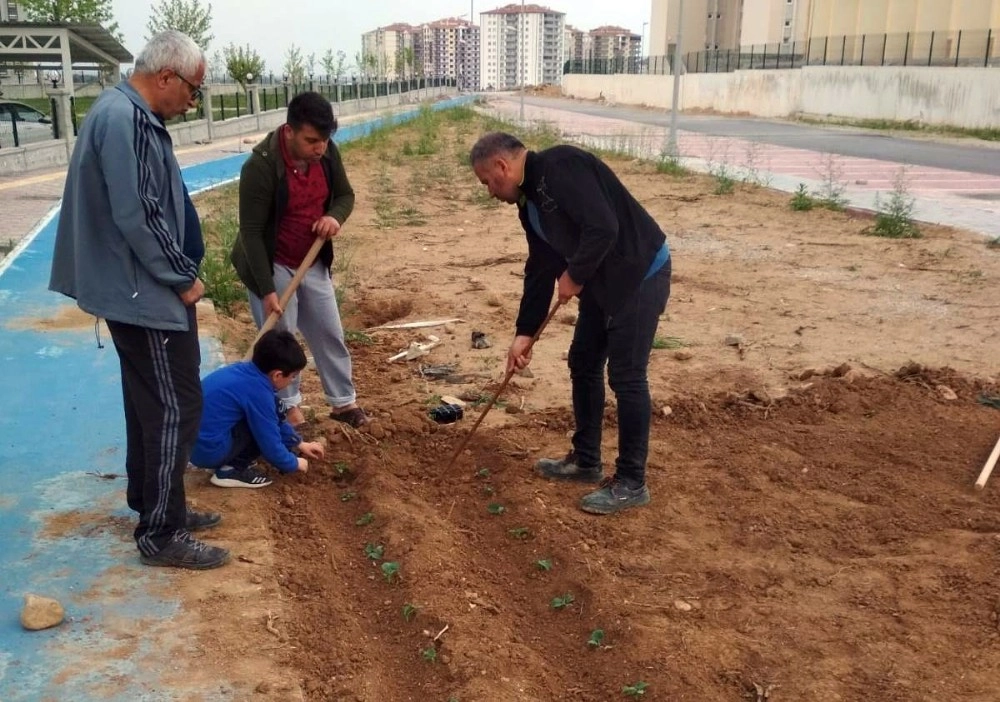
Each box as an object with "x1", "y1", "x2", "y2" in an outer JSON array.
[
  {"x1": 504, "y1": 404, "x2": 522, "y2": 415},
  {"x1": 673, "y1": 599, "x2": 693, "y2": 612},
  {"x1": 936, "y1": 385, "x2": 958, "y2": 401},
  {"x1": 255, "y1": 681, "x2": 274, "y2": 694},
  {"x1": 724, "y1": 334, "x2": 744, "y2": 347},
  {"x1": 842, "y1": 369, "x2": 864, "y2": 384},
  {"x1": 369, "y1": 421, "x2": 387, "y2": 440},
  {"x1": 282, "y1": 494, "x2": 296, "y2": 508},
  {"x1": 444, "y1": 324, "x2": 456, "y2": 334},
  {"x1": 561, "y1": 349, "x2": 569, "y2": 361},
  {"x1": 251, "y1": 575, "x2": 264, "y2": 584},
  {"x1": 516, "y1": 366, "x2": 534, "y2": 378},
  {"x1": 471, "y1": 331, "x2": 492, "y2": 349},
  {"x1": 440, "y1": 395, "x2": 467, "y2": 408},
  {"x1": 832, "y1": 362, "x2": 853, "y2": 378},
  {"x1": 795, "y1": 368, "x2": 817, "y2": 381},
  {"x1": 673, "y1": 350, "x2": 693, "y2": 361},
  {"x1": 748, "y1": 387, "x2": 772, "y2": 404},
  {"x1": 20, "y1": 594, "x2": 65, "y2": 631},
  {"x1": 661, "y1": 406, "x2": 673, "y2": 417}
]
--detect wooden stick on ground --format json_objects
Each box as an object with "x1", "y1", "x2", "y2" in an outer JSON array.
[
  {"x1": 974, "y1": 432, "x2": 1000, "y2": 491},
  {"x1": 444, "y1": 298, "x2": 564, "y2": 471},
  {"x1": 243, "y1": 237, "x2": 325, "y2": 361}
]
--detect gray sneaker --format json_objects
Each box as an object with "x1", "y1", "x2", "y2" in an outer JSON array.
[
  {"x1": 579, "y1": 477, "x2": 651, "y2": 515},
  {"x1": 534, "y1": 452, "x2": 603, "y2": 484},
  {"x1": 140, "y1": 532, "x2": 230, "y2": 570}
]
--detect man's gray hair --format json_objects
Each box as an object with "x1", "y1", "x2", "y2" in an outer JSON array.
[
  {"x1": 134, "y1": 30, "x2": 204, "y2": 77},
  {"x1": 469, "y1": 132, "x2": 526, "y2": 166}
]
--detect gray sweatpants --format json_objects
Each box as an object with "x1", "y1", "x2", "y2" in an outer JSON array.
[{"x1": 249, "y1": 261, "x2": 356, "y2": 409}]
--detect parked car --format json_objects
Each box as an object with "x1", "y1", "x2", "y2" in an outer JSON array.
[{"x1": 0, "y1": 100, "x2": 55, "y2": 148}]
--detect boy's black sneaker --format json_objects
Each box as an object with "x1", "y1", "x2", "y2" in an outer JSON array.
[
  {"x1": 534, "y1": 452, "x2": 603, "y2": 483},
  {"x1": 210, "y1": 465, "x2": 273, "y2": 489},
  {"x1": 185, "y1": 510, "x2": 222, "y2": 532},
  {"x1": 140, "y1": 532, "x2": 230, "y2": 570}
]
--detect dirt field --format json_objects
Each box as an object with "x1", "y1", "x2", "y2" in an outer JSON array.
[{"x1": 185, "y1": 103, "x2": 1000, "y2": 702}]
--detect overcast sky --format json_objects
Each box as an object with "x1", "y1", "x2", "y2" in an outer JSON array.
[{"x1": 110, "y1": 0, "x2": 653, "y2": 74}]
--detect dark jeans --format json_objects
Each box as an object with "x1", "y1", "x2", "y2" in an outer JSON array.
[
  {"x1": 217, "y1": 420, "x2": 261, "y2": 471},
  {"x1": 567, "y1": 260, "x2": 671, "y2": 486},
  {"x1": 107, "y1": 307, "x2": 202, "y2": 555}
]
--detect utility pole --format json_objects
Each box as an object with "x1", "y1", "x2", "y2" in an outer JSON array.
[
  {"x1": 668, "y1": 0, "x2": 685, "y2": 156},
  {"x1": 519, "y1": 0, "x2": 525, "y2": 123}
]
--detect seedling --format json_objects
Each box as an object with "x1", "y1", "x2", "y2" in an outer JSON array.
[
  {"x1": 550, "y1": 593, "x2": 575, "y2": 609},
  {"x1": 344, "y1": 330, "x2": 374, "y2": 346},
  {"x1": 622, "y1": 681, "x2": 649, "y2": 697},
  {"x1": 535, "y1": 558, "x2": 553, "y2": 571},
  {"x1": 790, "y1": 183, "x2": 814, "y2": 211},
  {"x1": 476, "y1": 468, "x2": 490, "y2": 478},
  {"x1": 424, "y1": 394, "x2": 444, "y2": 407},
  {"x1": 508, "y1": 527, "x2": 530, "y2": 540},
  {"x1": 651, "y1": 335, "x2": 685, "y2": 350},
  {"x1": 381, "y1": 561, "x2": 401, "y2": 583},
  {"x1": 421, "y1": 646, "x2": 438, "y2": 663},
  {"x1": 340, "y1": 491, "x2": 356, "y2": 502},
  {"x1": 867, "y1": 169, "x2": 920, "y2": 239},
  {"x1": 364, "y1": 543, "x2": 385, "y2": 560},
  {"x1": 356, "y1": 512, "x2": 375, "y2": 526},
  {"x1": 482, "y1": 485, "x2": 495, "y2": 496},
  {"x1": 588, "y1": 629, "x2": 605, "y2": 648},
  {"x1": 487, "y1": 503, "x2": 505, "y2": 515},
  {"x1": 402, "y1": 603, "x2": 418, "y2": 621},
  {"x1": 334, "y1": 461, "x2": 351, "y2": 477}
]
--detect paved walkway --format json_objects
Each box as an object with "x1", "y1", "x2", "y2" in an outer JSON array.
[{"x1": 488, "y1": 95, "x2": 1000, "y2": 239}]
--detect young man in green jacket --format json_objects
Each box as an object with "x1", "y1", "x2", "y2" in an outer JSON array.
[{"x1": 232, "y1": 92, "x2": 369, "y2": 436}]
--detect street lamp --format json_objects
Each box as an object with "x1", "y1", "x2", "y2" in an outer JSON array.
[{"x1": 48, "y1": 70, "x2": 61, "y2": 89}]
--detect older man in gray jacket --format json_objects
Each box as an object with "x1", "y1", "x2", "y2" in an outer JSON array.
[{"x1": 49, "y1": 31, "x2": 228, "y2": 570}]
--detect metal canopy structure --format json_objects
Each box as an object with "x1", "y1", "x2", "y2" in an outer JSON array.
[{"x1": 0, "y1": 22, "x2": 132, "y2": 93}]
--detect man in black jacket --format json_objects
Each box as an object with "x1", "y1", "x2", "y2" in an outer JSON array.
[{"x1": 470, "y1": 132, "x2": 671, "y2": 515}]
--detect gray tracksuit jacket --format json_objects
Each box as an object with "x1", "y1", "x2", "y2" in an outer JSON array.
[{"x1": 49, "y1": 82, "x2": 198, "y2": 331}]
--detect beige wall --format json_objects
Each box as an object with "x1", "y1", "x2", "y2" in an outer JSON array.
[{"x1": 809, "y1": 0, "x2": 1000, "y2": 37}]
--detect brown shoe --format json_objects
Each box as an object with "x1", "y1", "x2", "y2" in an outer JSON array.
[{"x1": 330, "y1": 406, "x2": 369, "y2": 428}]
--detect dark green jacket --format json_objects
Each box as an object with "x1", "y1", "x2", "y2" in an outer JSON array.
[{"x1": 231, "y1": 128, "x2": 355, "y2": 298}]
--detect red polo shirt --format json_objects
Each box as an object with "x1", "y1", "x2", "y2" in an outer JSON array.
[{"x1": 274, "y1": 125, "x2": 329, "y2": 268}]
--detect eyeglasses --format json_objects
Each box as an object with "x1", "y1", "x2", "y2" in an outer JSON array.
[{"x1": 173, "y1": 70, "x2": 202, "y2": 101}]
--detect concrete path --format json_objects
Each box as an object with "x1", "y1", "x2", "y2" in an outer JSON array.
[
  {"x1": 490, "y1": 95, "x2": 1000, "y2": 239},
  {"x1": 0, "y1": 97, "x2": 471, "y2": 701}
]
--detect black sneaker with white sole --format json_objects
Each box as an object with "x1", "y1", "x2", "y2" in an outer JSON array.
[
  {"x1": 210, "y1": 465, "x2": 273, "y2": 489},
  {"x1": 185, "y1": 510, "x2": 222, "y2": 531},
  {"x1": 140, "y1": 531, "x2": 230, "y2": 570}
]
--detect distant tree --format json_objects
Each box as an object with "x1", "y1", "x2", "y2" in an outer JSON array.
[
  {"x1": 283, "y1": 43, "x2": 305, "y2": 85},
  {"x1": 20, "y1": 0, "x2": 123, "y2": 41},
  {"x1": 306, "y1": 52, "x2": 316, "y2": 79},
  {"x1": 320, "y1": 49, "x2": 335, "y2": 80},
  {"x1": 209, "y1": 48, "x2": 225, "y2": 80},
  {"x1": 222, "y1": 43, "x2": 264, "y2": 88},
  {"x1": 145, "y1": 0, "x2": 214, "y2": 52},
  {"x1": 334, "y1": 50, "x2": 347, "y2": 83}
]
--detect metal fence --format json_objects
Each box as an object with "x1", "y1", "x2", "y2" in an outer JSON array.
[
  {"x1": 565, "y1": 28, "x2": 1000, "y2": 76},
  {"x1": 0, "y1": 105, "x2": 57, "y2": 148}
]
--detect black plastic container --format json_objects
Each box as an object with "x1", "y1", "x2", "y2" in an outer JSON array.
[{"x1": 429, "y1": 403, "x2": 464, "y2": 424}]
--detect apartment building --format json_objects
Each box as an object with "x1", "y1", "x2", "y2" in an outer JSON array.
[
  {"x1": 809, "y1": 0, "x2": 1000, "y2": 37},
  {"x1": 564, "y1": 24, "x2": 593, "y2": 64},
  {"x1": 360, "y1": 23, "x2": 416, "y2": 80},
  {"x1": 480, "y1": 3, "x2": 565, "y2": 90},
  {"x1": 0, "y1": 1, "x2": 21, "y2": 22},
  {"x1": 589, "y1": 26, "x2": 642, "y2": 61},
  {"x1": 650, "y1": 0, "x2": 1000, "y2": 57},
  {"x1": 415, "y1": 18, "x2": 481, "y2": 89}
]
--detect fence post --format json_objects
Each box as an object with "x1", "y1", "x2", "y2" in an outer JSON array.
[
  {"x1": 954, "y1": 30, "x2": 962, "y2": 67},
  {"x1": 249, "y1": 84, "x2": 262, "y2": 131},
  {"x1": 220, "y1": 92, "x2": 226, "y2": 121},
  {"x1": 749, "y1": 44, "x2": 755, "y2": 69},
  {"x1": 903, "y1": 32, "x2": 910, "y2": 66},
  {"x1": 45, "y1": 87, "x2": 74, "y2": 147},
  {"x1": 985, "y1": 29, "x2": 992, "y2": 68},
  {"x1": 202, "y1": 84, "x2": 214, "y2": 141},
  {"x1": 49, "y1": 96, "x2": 60, "y2": 139},
  {"x1": 823, "y1": 37, "x2": 829, "y2": 65},
  {"x1": 928, "y1": 31, "x2": 935, "y2": 66},
  {"x1": 775, "y1": 42, "x2": 781, "y2": 69},
  {"x1": 881, "y1": 34, "x2": 888, "y2": 65},
  {"x1": 806, "y1": 37, "x2": 812, "y2": 65},
  {"x1": 860, "y1": 34, "x2": 866, "y2": 65},
  {"x1": 235, "y1": 90, "x2": 242, "y2": 118},
  {"x1": 841, "y1": 35, "x2": 847, "y2": 65}
]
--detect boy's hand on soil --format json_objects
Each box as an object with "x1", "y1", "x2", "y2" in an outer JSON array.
[
  {"x1": 296, "y1": 457, "x2": 309, "y2": 473},
  {"x1": 298, "y1": 441, "x2": 325, "y2": 460}
]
